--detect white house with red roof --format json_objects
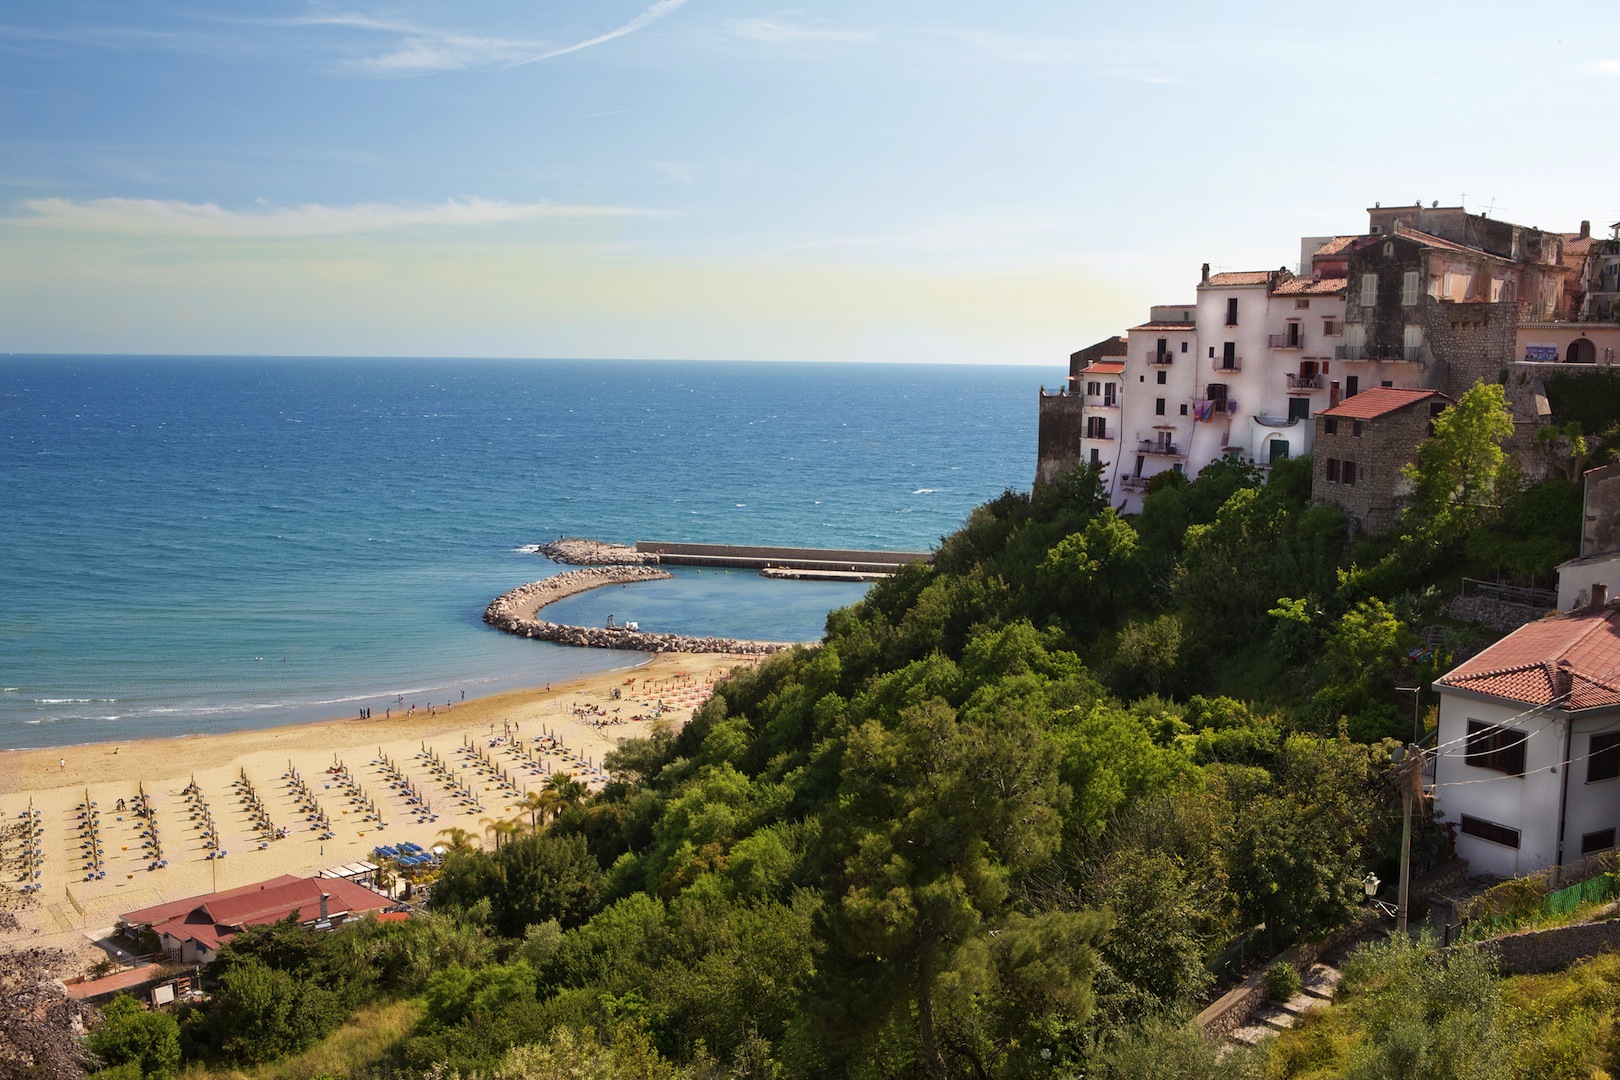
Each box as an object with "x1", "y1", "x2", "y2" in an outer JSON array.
[
  {"x1": 1432, "y1": 602, "x2": 1620, "y2": 878},
  {"x1": 120, "y1": 874, "x2": 395, "y2": 965}
]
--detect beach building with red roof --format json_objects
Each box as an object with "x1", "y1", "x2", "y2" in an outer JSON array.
[
  {"x1": 120, "y1": 874, "x2": 395, "y2": 965},
  {"x1": 1432, "y1": 600, "x2": 1620, "y2": 877},
  {"x1": 1311, "y1": 387, "x2": 1450, "y2": 532}
]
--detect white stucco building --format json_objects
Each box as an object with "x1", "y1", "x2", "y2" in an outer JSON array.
[{"x1": 1431, "y1": 604, "x2": 1620, "y2": 878}]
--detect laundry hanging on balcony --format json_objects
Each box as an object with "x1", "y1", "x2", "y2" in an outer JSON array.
[{"x1": 1192, "y1": 399, "x2": 1214, "y2": 421}]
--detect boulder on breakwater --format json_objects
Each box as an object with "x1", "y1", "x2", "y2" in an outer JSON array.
[{"x1": 483, "y1": 567, "x2": 797, "y2": 656}]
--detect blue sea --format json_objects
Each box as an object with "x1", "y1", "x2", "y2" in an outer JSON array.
[{"x1": 0, "y1": 356, "x2": 1058, "y2": 750}]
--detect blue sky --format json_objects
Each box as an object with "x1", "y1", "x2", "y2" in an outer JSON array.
[{"x1": 3, "y1": 1, "x2": 1618, "y2": 362}]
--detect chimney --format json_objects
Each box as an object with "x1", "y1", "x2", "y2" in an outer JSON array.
[
  {"x1": 1592, "y1": 582, "x2": 1609, "y2": 609},
  {"x1": 319, "y1": 892, "x2": 330, "y2": 922},
  {"x1": 1581, "y1": 220, "x2": 1591, "y2": 240},
  {"x1": 1201, "y1": 262, "x2": 1210, "y2": 284}
]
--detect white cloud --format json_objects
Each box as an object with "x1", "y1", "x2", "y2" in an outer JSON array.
[
  {"x1": 286, "y1": 2, "x2": 691, "y2": 75},
  {"x1": 3, "y1": 196, "x2": 668, "y2": 238},
  {"x1": 1579, "y1": 59, "x2": 1620, "y2": 75},
  {"x1": 724, "y1": 18, "x2": 876, "y2": 44}
]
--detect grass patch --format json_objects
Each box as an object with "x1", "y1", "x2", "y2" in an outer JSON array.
[{"x1": 178, "y1": 998, "x2": 424, "y2": 1080}]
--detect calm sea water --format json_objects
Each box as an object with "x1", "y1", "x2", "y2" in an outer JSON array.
[{"x1": 0, "y1": 356, "x2": 1058, "y2": 749}]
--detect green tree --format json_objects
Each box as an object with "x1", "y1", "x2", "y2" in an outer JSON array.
[
  {"x1": 1402, "y1": 381, "x2": 1517, "y2": 542},
  {"x1": 820, "y1": 694, "x2": 1070, "y2": 1077},
  {"x1": 87, "y1": 994, "x2": 180, "y2": 1079},
  {"x1": 203, "y1": 956, "x2": 344, "y2": 1064}
]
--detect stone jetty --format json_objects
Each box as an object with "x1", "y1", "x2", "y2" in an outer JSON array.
[{"x1": 483, "y1": 567, "x2": 798, "y2": 656}]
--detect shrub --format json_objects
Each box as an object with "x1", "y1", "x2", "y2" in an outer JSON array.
[{"x1": 1265, "y1": 961, "x2": 1303, "y2": 1001}]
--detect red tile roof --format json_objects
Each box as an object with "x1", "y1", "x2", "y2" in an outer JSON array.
[
  {"x1": 1312, "y1": 236, "x2": 1360, "y2": 257},
  {"x1": 1080, "y1": 361, "x2": 1125, "y2": 375},
  {"x1": 123, "y1": 875, "x2": 395, "y2": 955},
  {"x1": 1131, "y1": 321, "x2": 1195, "y2": 331},
  {"x1": 1318, "y1": 386, "x2": 1445, "y2": 420},
  {"x1": 1272, "y1": 276, "x2": 1347, "y2": 296},
  {"x1": 1204, "y1": 271, "x2": 1272, "y2": 287},
  {"x1": 1436, "y1": 607, "x2": 1620, "y2": 710}
]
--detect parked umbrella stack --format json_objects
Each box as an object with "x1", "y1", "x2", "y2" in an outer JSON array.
[
  {"x1": 7, "y1": 804, "x2": 44, "y2": 897},
  {"x1": 232, "y1": 768, "x2": 281, "y2": 847},
  {"x1": 328, "y1": 760, "x2": 385, "y2": 829},
  {"x1": 284, "y1": 764, "x2": 336, "y2": 839},
  {"x1": 130, "y1": 783, "x2": 166, "y2": 871},
  {"x1": 373, "y1": 752, "x2": 437, "y2": 824},
  {"x1": 75, "y1": 791, "x2": 106, "y2": 880},
  {"x1": 183, "y1": 777, "x2": 225, "y2": 860}
]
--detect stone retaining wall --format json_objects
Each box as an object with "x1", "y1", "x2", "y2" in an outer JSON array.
[
  {"x1": 1449, "y1": 594, "x2": 1545, "y2": 634},
  {"x1": 483, "y1": 567, "x2": 798, "y2": 656},
  {"x1": 1481, "y1": 917, "x2": 1620, "y2": 975}
]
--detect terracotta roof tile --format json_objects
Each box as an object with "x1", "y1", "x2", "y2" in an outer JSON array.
[
  {"x1": 1130, "y1": 321, "x2": 1195, "y2": 331},
  {"x1": 1204, "y1": 271, "x2": 1272, "y2": 287},
  {"x1": 1272, "y1": 277, "x2": 1347, "y2": 296},
  {"x1": 1436, "y1": 607, "x2": 1620, "y2": 709},
  {"x1": 1080, "y1": 361, "x2": 1124, "y2": 375},
  {"x1": 1318, "y1": 386, "x2": 1445, "y2": 420}
]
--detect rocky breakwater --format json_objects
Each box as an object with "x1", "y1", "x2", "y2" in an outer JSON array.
[
  {"x1": 538, "y1": 539, "x2": 659, "y2": 566},
  {"x1": 483, "y1": 567, "x2": 797, "y2": 656}
]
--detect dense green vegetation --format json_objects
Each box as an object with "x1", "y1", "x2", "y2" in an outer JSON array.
[{"x1": 87, "y1": 385, "x2": 1598, "y2": 1079}]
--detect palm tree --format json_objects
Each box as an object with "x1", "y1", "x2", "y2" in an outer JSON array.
[
  {"x1": 481, "y1": 816, "x2": 520, "y2": 851},
  {"x1": 543, "y1": 772, "x2": 588, "y2": 820},
  {"x1": 516, "y1": 791, "x2": 548, "y2": 829},
  {"x1": 436, "y1": 825, "x2": 479, "y2": 854}
]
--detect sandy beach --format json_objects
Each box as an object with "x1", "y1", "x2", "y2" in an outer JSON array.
[{"x1": 0, "y1": 652, "x2": 753, "y2": 970}]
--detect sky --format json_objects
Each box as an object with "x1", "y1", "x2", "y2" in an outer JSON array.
[{"x1": 3, "y1": 1, "x2": 1619, "y2": 363}]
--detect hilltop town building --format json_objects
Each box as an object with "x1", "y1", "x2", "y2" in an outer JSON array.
[{"x1": 1035, "y1": 203, "x2": 1620, "y2": 514}]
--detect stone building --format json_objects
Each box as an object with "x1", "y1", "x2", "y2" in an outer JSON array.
[
  {"x1": 1311, "y1": 386, "x2": 1449, "y2": 533},
  {"x1": 1558, "y1": 462, "x2": 1620, "y2": 611},
  {"x1": 1035, "y1": 335, "x2": 1127, "y2": 486}
]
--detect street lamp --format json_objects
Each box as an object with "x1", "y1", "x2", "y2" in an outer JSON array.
[{"x1": 1362, "y1": 872, "x2": 1380, "y2": 899}]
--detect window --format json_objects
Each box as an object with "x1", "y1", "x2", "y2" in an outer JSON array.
[
  {"x1": 1404, "y1": 325, "x2": 1424, "y2": 358},
  {"x1": 1324, "y1": 319, "x2": 1341, "y2": 337},
  {"x1": 1221, "y1": 342, "x2": 1237, "y2": 370},
  {"x1": 1342, "y1": 460, "x2": 1357, "y2": 486},
  {"x1": 1088, "y1": 447, "x2": 1100, "y2": 466},
  {"x1": 1346, "y1": 375, "x2": 1360, "y2": 397},
  {"x1": 1295, "y1": 297, "x2": 1310, "y2": 309},
  {"x1": 1466, "y1": 721, "x2": 1526, "y2": 775},
  {"x1": 1324, "y1": 418, "x2": 1338, "y2": 435},
  {"x1": 1352, "y1": 420, "x2": 1363, "y2": 438},
  {"x1": 1402, "y1": 270, "x2": 1420, "y2": 306},
  {"x1": 1086, "y1": 381, "x2": 1099, "y2": 396},
  {"x1": 1179, "y1": 403, "x2": 1189, "y2": 416},
  {"x1": 1226, "y1": 298, "x2": 1239, "y2": 325},
  {"x1": 1157, "y1": 370, "x2": 1167, "y2": 385},
  {"x1": 1582, "y1": 828, "x2": 1617, "y2": 856},
  {"x1": 1589, "y1": 732, "x2": 1620, "y2": 783},
  {"x1": 1288, "y1": 397, "x2": 1309, "y2": 421},
  {"x1": 1360, "y1": 273, "x2": 1378, "y2": 306},
  {"x1": 1326, "y1": 459, "x2": 1340, "y2": 482},
  {"x1": 1180, "y1": 341, "x2": 1188, "y2": 353},
  {"x1": 1086, "y1": 416, "x2": 1108, "y2": 439},
  {"x1": 1155, "y1": 398, "x2": 1166, "y2": 416},
  {"x1": 1460, "y1": 815, "x2": 1521, "y2": 849}
]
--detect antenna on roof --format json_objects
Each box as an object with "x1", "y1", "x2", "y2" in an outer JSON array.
[{"x1": 1483, "y1": 197, "x2": 1497, "y2": 219}]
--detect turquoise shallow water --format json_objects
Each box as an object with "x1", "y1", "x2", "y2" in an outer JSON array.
[{"x1": 0, "y1": 356, "x2": 1058, "y2": 749}]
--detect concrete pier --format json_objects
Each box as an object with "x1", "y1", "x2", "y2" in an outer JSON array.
[{"x1": 634, "y1": 541, "x2": 931, "y2": 575}]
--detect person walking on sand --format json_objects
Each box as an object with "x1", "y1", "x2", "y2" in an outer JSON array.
[{"x1": 59, "y1": 758, "x2": 65, "y2": 771}]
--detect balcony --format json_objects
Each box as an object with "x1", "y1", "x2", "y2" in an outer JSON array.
[
  {"x1": 1086, "y1": 396, "x2": 1120, "y2": 409},
  {"x1": 1147, "y1": 352, "x2": 1175, "y2": 366},
  {"x1": 1119, "y1": 476, "x2": 1150, "y2": 491},
  {"x1": 1192, "y1": 398, "x2": 1235, "y2": 415},
  {"x1": 1268, "y1": 333, "x2": 1305, "y2": 349},
  {"x1": 1138, "y1": 439, "x2": 1183, "y2": 456},
  {"x1": 1335, "y1": 344, "x2": 1425, "y2": 362},
  {"x1": 1286, "y1": 374, "x2": 1324, "y2": 390},
  {"x1": 1211, "y1": 356, "x2": 1243, "y2": 373}
]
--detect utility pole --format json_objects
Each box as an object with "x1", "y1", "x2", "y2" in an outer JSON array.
[{"x1": 1395, "y1": 744, "x2": 1425, "y2": 934}]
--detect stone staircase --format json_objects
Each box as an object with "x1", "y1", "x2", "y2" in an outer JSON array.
[{"x1": 1226, "y1": 961, "x2": 1343, "y2": 1048}]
